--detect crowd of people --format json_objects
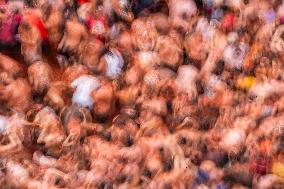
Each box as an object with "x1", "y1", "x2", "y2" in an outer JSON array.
[{"x1": 0, "y1": 0, "x2": 284, "y2": 188}]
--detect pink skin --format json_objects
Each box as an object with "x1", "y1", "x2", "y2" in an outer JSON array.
[
  {"x1": 78, "y1": 38, "x2": 104, "y2": 72},
  {"x1": 150, "y1": 13, "x2": 170, "y2": 35},
  {"x1": 155, "y1": 35, "x2": 183, "y2": 70},
  {"x1": 0, "y1": 53, "x2": 24, "y2": 79},
  {"x1": 271, "y1": 25, "x2": 284, "y2": 53},
  {"x1": 0, "y1": 114, "x2": 32, "y2": 156},
  {"x1": 44, "y1": 81, "x2": 71, "y2": 111},
  {"x1": 117, "y1": 85, "x2": 141, "y2": 106},
  {"x1": 33, "y1": 107, "x2": 66, "y2": 148},
  {"x1": 167, "y1": 0, "x2": 197, "y2": 31},
  {"x1": 117, "y1": 30, "x2": 134, "y2": 58},
  {"x1": 124, "y1": 64, "x2": 143, "y2": 86},
  {"x1": 18, "y1": 11, "x2": 44, "y2": 64},
  {"x1": 77, "y1": 2, "x2": 95, "y2": 22},
  {"x1": 43, "y1": 0, "x2": 65, "y2": 47},
  {"x1": 175, "y1": 65, "x2": 199, "y2": 100},
  {"x1": 239, "y1": 0, "x2": 270, "y2": 26},
  {"x1": 142, "y1": 67, "x2": 176, "y2": 98},
  {"x1": 112, "y1": 0, "x2": 134, "y2": 23},
  {"x1": 173, "y1": 129, "x2": 201, "y2": 158},
  {"x1": 0, "y1": 78, "x2": 32, "y2": 112},
  {"x1": 141, "y1": 97, "x2": 168, "y2": 116},
  {"x1": 199, "y1": 30, "x2": 227, "y2": 78},
  {"x1": 92, "y1": 79, "x2": 116, "y2": 118},
  {"x1": 133, "y1": 51, "x2": 159, "y2": 74},
  {"x1": 27, "y1": 61, "x2": 53, "y2": 94},
  {"x1": 58, "y1": 15, "x2": 88, "y2": 56},
  {"x1": 171, "y1": 93, "x2": 197, "y2": 126},
  {"x1": 184, "y1": 31, "x2": 209, "y2": 63},
  {"x1": 2, "y1": 1, "x2": 284, "y2": 189},
  {"x1": 131, "y1": 18, "x2": 158, "y2": 51},
  {"x1": 60, "y1": 107, "x2": 102, "y2": 147},
  {"x1": 61, "y1": 64, "x2": 90, "y2": 85}
]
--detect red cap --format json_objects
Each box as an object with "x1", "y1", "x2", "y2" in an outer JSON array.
[
  {"x1": 77, "y1": 0, "x2": 90, "y2": 5},
  {"x1": 30, "y1": 15, "x2": 48, "y2": 42},
  {"x1": 87, "y1": 16, "x2": 108, "y2": 29},
  {"x1": 221, "y1": 13, "x2": 234, "y2": 31},
  {"x1": 87, "y1": 16, "x2": 108, "y2": 43}
]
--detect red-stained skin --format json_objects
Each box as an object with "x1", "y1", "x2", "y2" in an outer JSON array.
[{"x1": 2, "y1": 0, "x2": 284, "y2": 188}]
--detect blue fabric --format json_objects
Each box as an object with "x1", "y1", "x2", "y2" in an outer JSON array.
[
  {"x1": 211, "y1": 8, "x2": 223, "y2": 21},
  {"x1": 216, "y1": 183, "x2": 229, "y2": 189},
  {"x1": 203, "y1": 0, "x2": 213, "y2": 7},
  {"x1": 266, "y1": 9, "x2": 276, "y2": 23},
  {"x1": 132, "y1": 0, "x2": 156, "y2": 15},
  {"x1": 196, "y1": 169, "x2": 210, "y2": 184}
]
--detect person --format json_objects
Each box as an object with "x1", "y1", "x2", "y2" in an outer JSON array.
[{"x1": 0, "y1": 7, "x2": 22, "y2": 50}]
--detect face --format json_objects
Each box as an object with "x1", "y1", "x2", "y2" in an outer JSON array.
[
  {"x1": 184, "y1": 32, "x2": 208, "y2": 62},
  {"x1": 131, "y1": 18, "x2": 157, "y2": 51}
]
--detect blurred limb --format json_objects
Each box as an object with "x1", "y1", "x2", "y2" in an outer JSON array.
[
  {"x1": 42, "y1": 168, "x2": 70, "y2": 189},
  {"x1": 0, "y1": 132, "x2": 23, "y2": 156}
]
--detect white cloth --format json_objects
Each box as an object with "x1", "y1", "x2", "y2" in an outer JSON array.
[{"x1": 71, "y1": 75, "x2": 101, "y2": 108}]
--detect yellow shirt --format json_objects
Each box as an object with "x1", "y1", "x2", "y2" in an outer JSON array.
[
  {"x1": 271, "y1": 162, "x2": 284, "y2": 178},
  {"x1": 237, "y1": 76, "x2": 256, "y2": 90}
]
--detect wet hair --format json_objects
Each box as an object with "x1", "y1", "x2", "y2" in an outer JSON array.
[
  {"x1": 143, "y1": 169, "x2": 152, "y2": 178},
  {"x1": 243, "y1": 0, "x2": 249, "y2": 5},
  {"x1": 124, "y1": 135, "x2": 134, "y2": 147},
  {"x1": 21, "y1": 22, "x2": 30, "y2": 31},
  {"x1": 98, "y1": 182, "x2": 113, "y2": 189},
  {"x1": 25, "y1": 0, "x2": 34, "y2": 7},
  {"x1": 102, "y1": 131, "x2": 112, "y2": 141},
  {"x1": 213, "y1": 60, "x2": 225, "y2": 75},
  {"x1": 117, "y1": 174, "x2": 127, "y2": 183},
  {"x1": 163, "y1": 158, "x2": 174, "y2": 171}
]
